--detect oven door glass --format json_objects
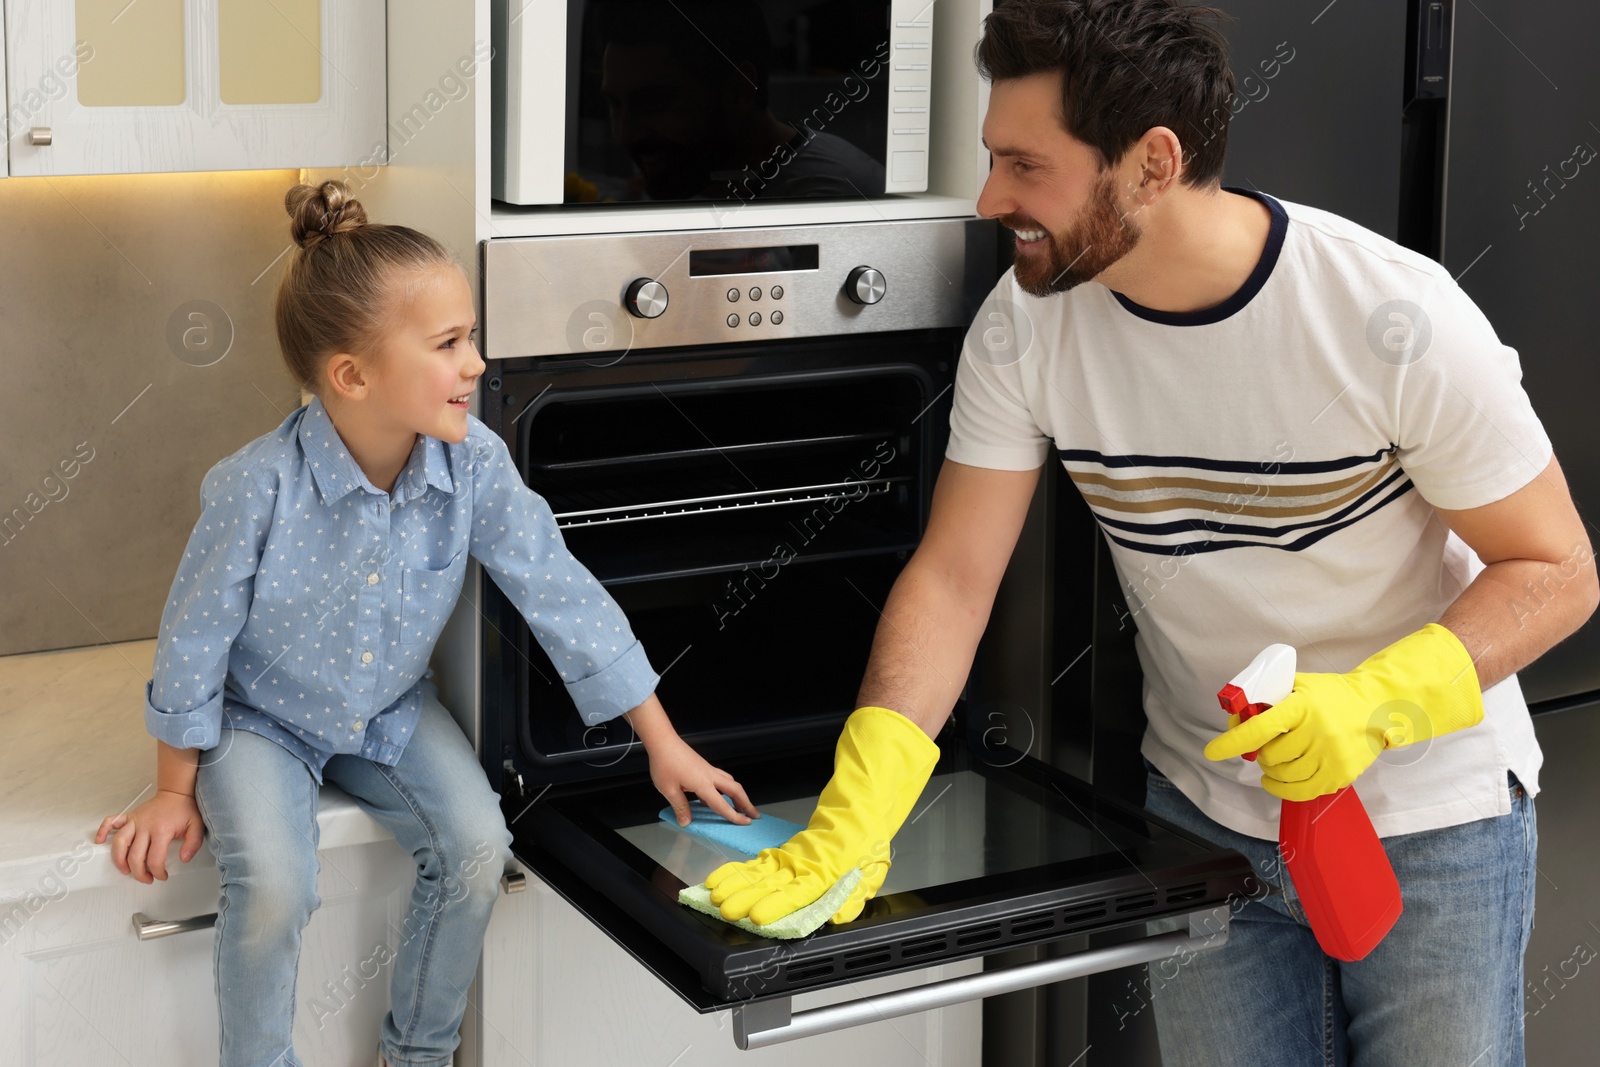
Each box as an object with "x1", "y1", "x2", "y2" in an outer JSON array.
[{"x1": 505, "y1": 739, "x2": 1253, "y2": 1012}]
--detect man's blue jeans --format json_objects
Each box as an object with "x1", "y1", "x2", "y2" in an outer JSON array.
[
  {"x1": 195, "y1": 682, "x2": 515, "y2": 1067},
  {"x1": 1140, "y1": 761, "x2": 1536, "y2": 1067}
]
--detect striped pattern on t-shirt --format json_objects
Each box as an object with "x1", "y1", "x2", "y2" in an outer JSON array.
[{"x1": 1058, "y1": 445, "x2": 1416, "y2": 555}]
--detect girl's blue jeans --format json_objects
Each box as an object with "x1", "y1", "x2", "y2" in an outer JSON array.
[
  {"x1": 195, "y1": 683, "x2": 515, "y2": 1067},
  {"x1": 1140, "y1": 760, "x2": 1537, "y2": 1067}
]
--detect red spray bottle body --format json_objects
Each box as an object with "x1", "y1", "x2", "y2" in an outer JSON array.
[{"x1": 1217, "y1": 645, "x2": 1404, "y2": 962}]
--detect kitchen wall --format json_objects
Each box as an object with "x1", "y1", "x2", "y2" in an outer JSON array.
[{"x1": 1, "y1": 170, "x2": 311, "y2": 655}]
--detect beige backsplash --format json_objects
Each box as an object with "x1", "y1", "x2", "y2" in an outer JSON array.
[{"x1": 0, "y1": 169, "x2": 309, "y2": 656}]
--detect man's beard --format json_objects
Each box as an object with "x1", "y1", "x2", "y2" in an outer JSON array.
[{"x1": 1010, "y1": 173, "x2": 1141, "y2": 298}]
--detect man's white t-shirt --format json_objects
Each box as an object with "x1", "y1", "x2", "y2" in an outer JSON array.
[{"x1": 946, "y1": 188, "x2": 1553, "y2": 841}]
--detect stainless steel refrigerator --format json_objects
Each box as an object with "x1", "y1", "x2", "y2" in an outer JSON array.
[{"x1": 986, "y1": 1, "x2": 1600, "y2": 1063}]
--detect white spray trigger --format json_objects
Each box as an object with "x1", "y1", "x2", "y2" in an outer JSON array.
[{"x1": 1229, "y1": 643, "x2": 1298, "y2": 707}]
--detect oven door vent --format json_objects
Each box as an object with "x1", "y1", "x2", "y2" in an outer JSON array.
[
  {"x1": 1165, "y1": 881, "x2": 1208, "y2": 905},
  {"x1": 954, "y1": 922, "x2": 1004, "y2": 948},
  {"x1": 1059, "y1": 900, "x2": 1110, "y2": 928},
  {"x1": 899, "y1": 934, "x2": 947, "y2": 961},
  {"x1": 782, "y1": 960, "x2": 837, "y2": 984},
  {"x1": 1114, "y1": 890, "x2": 1159, "y2": 914},
  {"x1": 842, "y1": 947, "x2": 895, "y2": 972},
  {"x1": 773, "y1": 892, "x2": 1155, "y2": 988},
  {"x1": 1008, "y1": 911, "x2": 1058, "y2": 937}
]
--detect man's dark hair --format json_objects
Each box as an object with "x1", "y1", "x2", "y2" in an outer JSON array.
[{"x1": 975, "y1": 0, "x2": 1236, "y2": 187}]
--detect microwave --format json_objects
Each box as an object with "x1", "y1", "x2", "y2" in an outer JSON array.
[{"x1": 491, "y1": 0, "x2": 936, "y2": 207}]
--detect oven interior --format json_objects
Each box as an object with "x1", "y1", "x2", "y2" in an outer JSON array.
[{"x1": 483, "y1": 335, "x2": 959, "y2": 786}]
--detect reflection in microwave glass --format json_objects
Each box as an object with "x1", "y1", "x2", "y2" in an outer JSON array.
[{"x1": 688, "y1": 244, "x2": 820, "y2": 277}]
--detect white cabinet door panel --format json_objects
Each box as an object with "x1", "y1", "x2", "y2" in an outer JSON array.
[
  {"x1": 0, "y1": 838, "x2": 417, "y2": 1066},
  {"x1": 477, "y1": 866, "x2": 982, "y2": 1067},
  {"x1": 5, "y1": 0, "x2": 385, "y2": 176}
]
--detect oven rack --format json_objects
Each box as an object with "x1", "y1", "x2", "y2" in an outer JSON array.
[
  {"x1": 527, "y1": 431, "x2": 899, "y2": 473},
  {"x1": 552, "y1": 478, "x2": 901, "y2": 529}
]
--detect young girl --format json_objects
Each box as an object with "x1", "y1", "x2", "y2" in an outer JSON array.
[{"x1": 95, "y1": 179, "x2": 757, "y2": 1067}]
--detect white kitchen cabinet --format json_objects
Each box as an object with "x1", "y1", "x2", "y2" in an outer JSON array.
[
  {"x1": 4, "y1": 0, "x2": 385, "y2": 176},
  {"x1": 475, "y1": 865, "x2": 982, "y2": 1067},
  {"x1": 0, "y1": 10, "x2": 8, "y2": 177},
  {"x1": 0, "y1": 837, "x2": 417, "y2": 1066}
]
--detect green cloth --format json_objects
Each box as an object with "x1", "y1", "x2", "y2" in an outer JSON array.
[{"x1": 678, "y1": 868, "x2": 863, "y2": 939}]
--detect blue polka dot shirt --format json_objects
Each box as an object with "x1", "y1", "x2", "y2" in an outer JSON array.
[{"x1": 143, "y1": 396, "x2": 659, "y2": 784}]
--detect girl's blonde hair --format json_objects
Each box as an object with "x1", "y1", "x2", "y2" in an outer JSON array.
[{"x1": 274, "y1": 179, "x2": 457, "y2": 392}]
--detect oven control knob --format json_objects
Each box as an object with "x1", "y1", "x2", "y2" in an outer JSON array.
[
  {"x1": 624, "y1": 278, "x2": 669, "y2": 318},
  {"x1": 845, "y1": 266, "x2": 886, "y2": 305}
]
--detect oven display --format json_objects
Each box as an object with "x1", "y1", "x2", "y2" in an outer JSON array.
[{"x1": 688, "y1": 244, "x2": 820, "y2": 277}]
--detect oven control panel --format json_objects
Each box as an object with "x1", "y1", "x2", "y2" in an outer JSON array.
[{"x1": 483, "y1": 218, "x2": 989, "y2": 358}]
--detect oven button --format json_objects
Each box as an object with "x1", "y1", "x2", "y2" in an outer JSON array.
[
  {"x1": 624, "y1": 277, "x2": 669, "y2": 318},
  {"x1": 845, "y1": 266, "x2": 886, "y2": 305},
  {"x1": 770, "y1": 310, "x2": 783, "y2": 325},
  {"x1": 726, "y1": 313, "x2": 740, "y2": 327},
  {"x1": 749, "y1": 286, "x2": 762, "y2": 301},
  {"x1": 749, "y1": 311, "x2": 762, "y2": 326},
  {"x1": 770, "y1": 285, "x2": 783, "y2": 300},
  {"x1": 726, "y1": 288, "x2": 739, "y2": 302}
]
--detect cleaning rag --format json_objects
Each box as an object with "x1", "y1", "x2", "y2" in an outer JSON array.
[
  {"x1": 657, "y1": 799, "x2": 803, "y2": 855},
  {"x1": 661, "y1": 798, "x2": 860, "y2": 939},
  {"x1": 677, "y1": 868, "x2": 863, "y2": 940}
]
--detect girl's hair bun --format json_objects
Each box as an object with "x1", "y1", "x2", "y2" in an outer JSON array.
[{"x1": 285, "y1": 179, "x2": 369, "y2": 249}]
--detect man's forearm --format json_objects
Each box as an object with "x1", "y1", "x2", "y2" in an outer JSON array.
[
  {"x1": 855, "y1": 559, "x2": 994, "y2": 739},
  {"x1": 1439, "y1": 544, "x2": 1599, "y2": 691}
]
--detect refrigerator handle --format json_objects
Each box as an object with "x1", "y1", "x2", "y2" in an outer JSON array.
[
  {"x1": 1410, "y1": 0, "x2": 1453, "y2": 101},
  {"x1": 1399, "y1": 0, "x2": 1456, "y2": 259},
  {"x1": 731, "y1": 906, "x2": 1230, "y2": 1050}
]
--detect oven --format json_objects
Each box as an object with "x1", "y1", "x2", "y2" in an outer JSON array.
[
  {"x1": 477, "y1": 218, "x2": 1253, "y2": 1049},
  {"x1": 491, "y1": 0, "x2": 935, "y2": 206}
]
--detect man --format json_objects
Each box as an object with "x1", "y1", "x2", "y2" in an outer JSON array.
[{"x1": 703, "y1": 1, "x2": 1597, "y2": 1063}]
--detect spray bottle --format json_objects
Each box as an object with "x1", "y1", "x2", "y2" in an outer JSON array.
[{"x1": 1217, "y1": 644, "x2": 1403, "y2": 961}]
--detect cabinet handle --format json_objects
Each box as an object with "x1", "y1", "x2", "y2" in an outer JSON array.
[
  {"x1": 133, "y1": 875, "x2": 526, "y2": 938},
  {"x1": 29, "y1": 127, "x2": 52, "y2": 146},
  {"x1": 132, "y1": 910, "x2": 217, "y2": 941},
  {"x1": 731, "y1": 906, "x2": 1231, "y2": 1050}
]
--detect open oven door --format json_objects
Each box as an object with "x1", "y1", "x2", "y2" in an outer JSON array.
[{"x1": 497, "y1": 736, "x2": 1252, "y2": 1049}]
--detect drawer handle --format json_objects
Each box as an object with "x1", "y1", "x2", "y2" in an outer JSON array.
[
  {"x1": 132, "y1": 910, "x2": 217, "y2": 941},
  {"x1": 132, "y1": 874, "x2": 525, "y2": 937},
  {"x1": 29, "y1": 127, "x2": 52, "y2": 146},
  {"x1": 732, "y1": 906, "x2": 1231, "y2": 1049}
]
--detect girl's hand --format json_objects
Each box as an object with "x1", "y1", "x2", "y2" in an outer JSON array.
[
  {"x1": 647, "y1": 734, "x2": 760, "y2": 827},
  {"x1": 623, "y1": 694, "x2": 759, "y2": 827},
  {"x1": 96, "y1": 790, "x2": 206, "y2": 885}
]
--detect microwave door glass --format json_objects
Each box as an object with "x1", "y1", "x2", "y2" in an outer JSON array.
[{"x1": 568, "y1": 0, "x2": 895, "y2": 205}]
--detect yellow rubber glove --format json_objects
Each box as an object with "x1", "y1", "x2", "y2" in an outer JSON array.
[
  {"x1": 1203, "y1": 624, "x2": 1484, "y2": 802},
  {"x1": 704, "y1": 706, "x2": 938, "y2": 927}
]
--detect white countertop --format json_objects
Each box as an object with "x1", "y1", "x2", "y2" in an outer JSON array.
[{"x1": 0, "y1": 639, "x2": 393, "y2": 899}]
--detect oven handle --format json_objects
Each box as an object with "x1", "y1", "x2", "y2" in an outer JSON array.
[{"x1": 731, "y1": 906, "x2": 1229, "y2": 1050}]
